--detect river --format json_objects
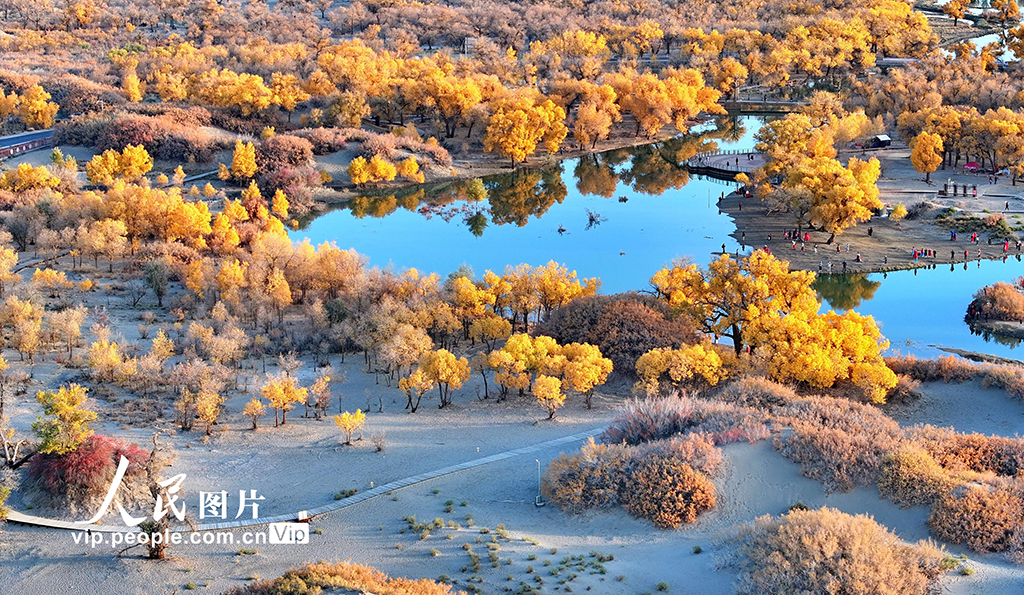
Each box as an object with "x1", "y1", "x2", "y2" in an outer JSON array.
[{"x1": 292, "y1": 116, "x2": 1024, "y2": 360}]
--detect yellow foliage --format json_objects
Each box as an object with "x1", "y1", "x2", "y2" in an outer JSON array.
[
  {"x1": 86, "y1": 145, "x2": 154, "y2": 186},
  {"x1": 910, "y1": 131, "x2": 943, "y2": 182},
  {"x1": 0, "y1": 163, "x2": 60, "y2": 193},
  {"x1": 334, "y1": 409, "x2": 366, "y2": 444},
  {"x1": 534, "y1": 374, "x2": 565, "y2": 419},
  {"x1": 18, "y1": 84, "x2": 59, "y2": 129},
  {"x1": 32, "y1": 384, "x2": 96, "y2": 455},
  {"x1": 231, "y1": 140, "x2": 258, "y2": 180}
]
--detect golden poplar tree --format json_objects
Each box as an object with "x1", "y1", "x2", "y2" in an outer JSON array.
[{"x1": 910, "y1": 131, "x2": 943, "y2": 183}]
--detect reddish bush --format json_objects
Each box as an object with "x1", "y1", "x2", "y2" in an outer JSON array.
[
  {"x1": 542, "y1": 433, "x2": 722, "y2": 526},
  {"x1": 773, "y1": 396, "x2": 905, "y2": 492},
  {"x1": 884, "y1": 354, "x2": 978, "y2": 383},
  {"x1": 538, "y1": 293, "x2": 696, "y2": 375},
  {"x1": 42, "y1": 74, "x2": 124, "y2": 115},
  {"x1": 969, "y1": 281, "x2": 1024, "y2": 322},
  {"x1": 715, "y1": 376, "x2": 798, "y2": 409},
  {"x1": 96, "y1": 115, "x2": 163, "y2": 152},
  {"x1": 257, "y1": 135, "x2": 314, "y2": 172},
  {"x1": 293, "y1": 127, "x2": 350, "y2": 154},
  {"x1": 259, "y1": 166, "x2": 321, "y2": 216},
  {"x1": 621, "y1": 458, "x2": 716, "y2": 528},
  {"x1": 908, "y1": 425, "x2": 1024, "y2": 477},
  {"x1": 887, "y1": 373, "x2": 922, "y2": 402},
  {"x1": 27, "y1": 434, "x2": 149, "y2": 511},
  {"x1": 223, "y1": 561, "x2": 456, "y2": 595},
  {"x1": 602, "y1": 397, "x2": 768, "y2": 446},
  {"x1": 154, "y1": 131, "x2": 216, "y2": 163},
  {"x1": 360, "y1": 134, "x2": 399, "y2": 159},
  {"x1": 732, "y1": 507, "x2": 948, "y2": 595},
  {"x1": 929, "y1": 482, "x2": 1024, "y2": 553},
  {"x1": 541, "y1": 438, "x2": 631, "y2": 513}
]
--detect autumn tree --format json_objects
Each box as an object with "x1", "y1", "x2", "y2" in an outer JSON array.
[
  {"x1": 260, "y1": 373, "x2": 308, "y2": 426},
  {"x1": 18, "y1": 85, "x2": 59, "y2": 129},
  {"x1": 243, "y1": 398, "x2": 266, "y2": 430},
  {"x1": 85, "y1": 145, "x2": 154, "y2": 185},
  {"x1": 651, "y1": 252, "x2": 819, "y2": 356},
  {"x1": 231, "y1": 140, "x2": 258, "y2": 181},
  {"x1": 558, "y1": 342, "x2": 613, "y2": 408},
  {"x1": 533, "y1": 375, "x2": 564, "y2": 419},
  {"x1": 635, "y1": 343, "x2": 725, "y2": 396},
  {"x1": 32, "y1": 384, "x2": 95, "y2": 455},
  {"x1": 398, "y1": 367, "x2": 434, "y2": 413},
  {"x1": 910, "y1": 131, "x2": 943, "y2": 183},
  {"x1": 484, "y1": 95, "x2": 568, "y2": 166},
  {"x1": 418, "y1": 348, "x2": 470, "y2": 408},
  {"x1": 334, "y1": 409, "x2": 365, "y2": 444}
]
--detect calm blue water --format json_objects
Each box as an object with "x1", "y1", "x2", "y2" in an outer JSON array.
[
  {"x1": 296, "y1": 117, "x2": 759, "y2": 293},
  {"x1": 293, "y1": 116, "x2": 1024, "y2": 360}
]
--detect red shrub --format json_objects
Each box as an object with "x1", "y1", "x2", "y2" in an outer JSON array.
[
  {"x1": 601, "y1": 397, "x2": 768, "y2": 446},
  {"x1": 773, "y1": 396, "x2": 905, "y2": 492},
  {"x1": 96, "y1": 115, "x2": 163, "y2": 152},
  {"x1": 27, "y1": 434, "x2": 149, "y2": 510},
  {"x1": 257, "y1": 135, "x2": 314, "y2": 172},
  {"x1": 621, "y1": 458, "x2": 716, "y2": 528},
  {"x1": 929, "y1": 482, "x2": 1024, "y2": 553}
]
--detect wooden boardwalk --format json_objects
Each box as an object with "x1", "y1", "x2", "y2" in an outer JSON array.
[{"x1": 6, "y1": 427, "x2": 603, "y2": 533}]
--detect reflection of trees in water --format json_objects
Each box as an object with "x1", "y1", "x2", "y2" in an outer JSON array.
[
  {"x1": 812, "y1": 273, "x2": 882, "y2": 310},
  {"x1": 487, "y1": 166, "x2": 568, "y2": 227},
  {"x1": 329, "y1": 116, "x2": 746, "y2": 235},
  {"x1": 574, "y1": 154, "x2": 619, "y2": 198},
  {"x1": 968, "y1": 324, "x2": 1023, "y2": 348}
]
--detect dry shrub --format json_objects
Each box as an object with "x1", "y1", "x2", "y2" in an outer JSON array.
[
  {"x1": 26, "y1": 434, "x2": 149, "y2": 512},
  {"x1": 884, "y1": 354, "x2": 978, "y2": 383},
  {"x1": 360, "y1": 134, "x2": 398, "y2": 159},
  {"x1": 257, "y1": 135, "x2": 314, "y2": 171},
  {"x1": 594, "y1": 300, "x2": 699, "y2": 373},
  {"x1": 210, "y1": 110, "x2": 270, "y2": 135},
  {"x1": 541, "y1": 438, "x2": 631, "y2": 513},
  {"x1": 223, "y1": 561, "x2": 456, "y2": 595},
  {"x1": 542, "y1": 434, "x2": 722, "y2": 526},
  {"x1": 538, "y1": 293, "x2": 697, "y2": 375},
  {"x1": 153, "y1": 130, "x2": 216, "y2": 163},
  {"x1": 908, "y1": 425, "x2": 1024, "y2": 477},
  {"x1": 887, "y1": 355, "x2": 1024, "y2": 400},
  {"x1": 125, "y1": 105, "x2": 212, "y2": 127},
  {"x1": 878, "y1": 444, "x2": 959, "y2": 507},
  {"x1": 773, "y1": 396, "x2": 905, "y2": 492},
  {"x1": 887, "y1": 373, "x2": 922, "y2": 402},
  {"x1": 259, "y1": 166, "x2": 321, "y2": 216},
  {"x1": 293, "y1": 127, "x2": 351, "y2": 154},
  {"x1": 732, "y1": 507, "x2": 948, "y2": 595},
  {"x1": 620, "y1": 458, "x2": 716, "y2": 528},
  {"x1": 42, "y1": 73, "x2": 125, "y2": 115},
  {"x1": 969, "y1": 281, "x2": 1024, "y2": 322},
  {"x1": 601, "y1": 397, "x2": 769, "y2": 446},
  {"x1": 96, "y1": 114, "x2": 163, "y2": 151},
  {"x1": 715, "y1": 376, "x2": 797, "y2": 409},
  {"x1": 979, "y1": 364, "x2": 1024, "y2": 399},
  {"x1": 929, "y1": 482, "x2": 1024, "y2": 553}
]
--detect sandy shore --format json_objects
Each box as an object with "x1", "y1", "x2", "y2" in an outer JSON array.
[{"x1": 721, "y1": 147, "x2": 1024, "y2": 274}]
